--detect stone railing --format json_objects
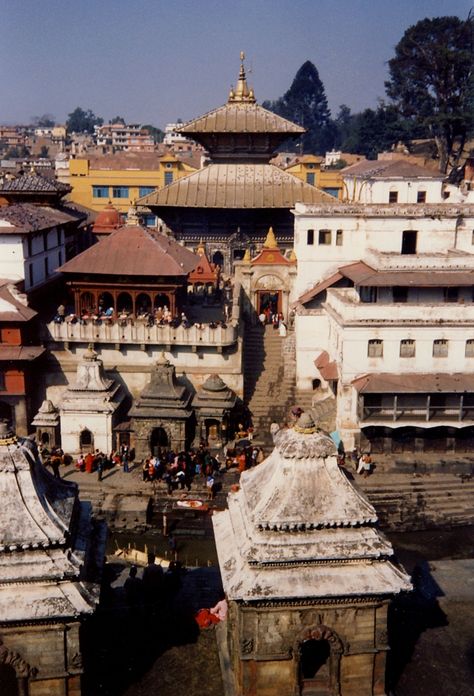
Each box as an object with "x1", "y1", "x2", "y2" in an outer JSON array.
[
  {"x1": 325, "y1": 289, "x2": 474, "y2": 325},
  {"x1": 46, "y1": 319, "x2": 239, "y2": 349}
]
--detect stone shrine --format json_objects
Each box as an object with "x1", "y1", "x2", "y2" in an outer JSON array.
[
  {"x1": 128, "y1": 353, "x2": 193, "y2": 457},
  {"x1": 0, "y1": 422, "x2": 105, "y2": 695},
  {"x1": 213, "y1": 413, "x2": 411, "y2": 696},
  {"x1": 59, "y1": 346, "x2": 123, "y2": 454},
  {"x1": 31, "y1": 399, "x2": 60, "y2": 450},
  {"x1": 192, "y1": 374, "x2": 239, "y2": 444}
]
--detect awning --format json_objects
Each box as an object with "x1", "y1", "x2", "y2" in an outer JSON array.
[
  {"x1": 314, "y1": 351, "x2": 339, "y2": 380},
  {"x1": 352, "y1": 373, "x2": 474, "y2": 394}
]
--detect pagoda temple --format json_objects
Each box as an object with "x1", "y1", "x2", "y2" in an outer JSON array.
[
  {"x1": 213, "y1": 412, "x2": 411, "y2": 696},
  {"x1": 140, "y1": 54, "x2": 335, "y2": 274}
]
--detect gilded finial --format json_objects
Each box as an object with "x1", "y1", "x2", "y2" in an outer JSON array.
[
  {"x1": 228, "y1": 52, "x2": 256, "y2": 104},
  {"x1": 197, "y1": 238, "x2": 205, "y2": 255},
  {"x1": 289, "y1": 249, "x2": 297, "y2": 263},
  {"x1": 263, "y1": 227, "x2": 278, "y2": 249},
  {"x1": 243, "y1": 248, "x2": 251, "y2": 264}
]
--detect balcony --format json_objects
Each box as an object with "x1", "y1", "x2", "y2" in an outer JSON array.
[
  {"x1": 46, "y1": 319, "x2": 239, "y2": 350},
  {"x1": 325, "y1": 289, "x2": 474, "y2": 326}
]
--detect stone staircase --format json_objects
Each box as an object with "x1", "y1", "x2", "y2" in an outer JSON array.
[
  {"x1": 358, "y1": 473, "x2": 474, "y2": 530},
  {"x1": 243, "y1": 325, "x2": 337, "y2": 443}
]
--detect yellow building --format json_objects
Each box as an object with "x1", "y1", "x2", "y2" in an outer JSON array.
[
  {"x1": 67, "y1": 152, "x2": 196, "y2": 214},
  {"x1": 284, "y1": 155, "x2": 343, "y2": 199}
]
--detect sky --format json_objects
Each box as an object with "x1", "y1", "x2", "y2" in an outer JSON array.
[{"x1": 0, "y1": 0, "x2": 471, "y2": 128}]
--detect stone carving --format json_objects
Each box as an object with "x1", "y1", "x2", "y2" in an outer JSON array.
[
  {"x1": 274, "y1": 414, "x2": 336, "y2": 459},
  {"x1": 241, "y1": 638, "x2": 254, "y2": 655},
  {"x1": 0, "y1": 640, "x2": 38, "y2": 677},
  {"x1": 70, "y1": 652, "x2": 83, "y2": 669},
  {"x1": 255, "y1": 274, "x2": 282, "y2": 291},
  {"x1": 297, "y1": 625, "x2": 344, "y2": 655}
]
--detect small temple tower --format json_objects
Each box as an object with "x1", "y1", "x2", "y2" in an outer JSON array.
[
  {"x1": 31, "y1": 399, "x2": 60, "y2": 449},
  {"x1": 0, "y1": 421, "x2": 105, "y2": 694},
  {"x1": 192, "y1": 374, "x2": 239, "y2": 444},
  {"x1": 213, "y1": 412, "x2": 411, "y2": 696},
  {"x1": 129, "y1": 353, "x2": 193, "y2": 457},
  {"x1": 60, "y1": 346, "x2": 123, "y2": 454}
]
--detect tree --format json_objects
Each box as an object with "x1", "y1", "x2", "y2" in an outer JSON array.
[
  {"x1": 66, "y1": 107, "x2": 103, "y2": 134},
  {"x1": 385, "y1": 14, "x2": 474, "y2": 172},
  {"x1": 142, "y1": 124, "x2": 164, "y2": 143},
  {"x1": 263, "y1": 61, "x2": 335, "y2": 154},
  {"x1": 32, "y1": 114, "x2": 55, "y2": 128},
  {"x1": 109, "y1": 116, "x2": 126, "y2": 125},
  {"x1": 340, "y1": 103, "x2": 420, "y2": 159},
  {"x1": 39, "y1": 145, "x2": 49, "y2": 158}
]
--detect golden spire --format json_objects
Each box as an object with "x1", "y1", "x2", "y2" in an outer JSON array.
[
  {"x1": 263, "y1": 226, "x2": 278, "y2": 249},
  {"x1": 228, "y1": 52, "x2": 256, "y2": 104},
  {"x1": 196, "y1": 238, "x2": 205, "y2": 256},
  {"x1": 289, "y1": 249, "x2": 297, "y2": 263},
  {"x1": 243, "y1": 248, "x2": 251, "y2": 264}
]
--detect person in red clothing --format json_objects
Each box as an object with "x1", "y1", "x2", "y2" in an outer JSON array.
[{"x1": 84, "y1": 451, "x2": 94, "y2": 473}]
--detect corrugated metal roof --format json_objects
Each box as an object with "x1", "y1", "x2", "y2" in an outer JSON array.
[
  {"x1": 58, "y1": 225, "x2": 199, "y2": 277},
  {"x1": 140, "y1": 163, "x2": 336, "y2": 209},
  {"x1": 352, "y1": 373, "x2": 474, "y2": 393},
  {"x1": 178, "y1": 103, "x2": 305, "y2": 135}
]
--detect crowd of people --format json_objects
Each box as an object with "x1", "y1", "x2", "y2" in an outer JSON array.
[{"x1": 54, "y1": 303, "x2": 229, "y2": 331}]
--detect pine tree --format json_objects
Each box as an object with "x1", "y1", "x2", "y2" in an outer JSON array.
[{"x1": 263, "y1": 61, "x2": 334, "y2": 154}]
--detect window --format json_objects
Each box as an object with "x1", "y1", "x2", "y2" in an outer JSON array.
[
  {"x1": 393, "y1": 286, "x2": 408, "y2": 303},
  {"x1": 444, "y1": 287, "x2": 458, "y2": 303},
  {"x1": 0, "y1": 372, "x2": 5, "y2": 391},
  {"x1": 433, "y1": 339, "x2": 448, "y2": 357},
  {"x1": 307, "y1": 229, "x2": 314, "y2": 245},
  {"x1": 368, "y1": 339, "x2": 383, "y2": 357},
  {"x1": 44, "y1": 257, "x2": 49, "y2": 276},
  {"x1": 400, "y1": 339, "x2": 415, "y2": 358},
  {"x1": 323, "y1": 187, "x2": 339, "y2": 198},
  {"x1": 29, "y1": 264, "x2": 34, "y2": 287},
  {"x1": 471, "y1": 230, "x2": 474, "y2": 245},
  {"x1": 466, "y1": 340, "x2": 474, "y2": 357},
  {"x1": 164, "y1": 171, "x2": 173, "y2": 185},
  {"x1": 401, "y1": 230, "x2": 417, "y2": 255},
  {"x1": 143, "y1": 215, "x2": 157, "y2": 227},
  {"x1": 139, "y1": 186, "x2": 156, "y2": 197},
  {"x1": 112, "y1": 186, "x2": 129, "y2": 199},
  {"x1": 389, "y1": 190, "x2": 398, "y2": 203},
  {"x1": 336, "y1": 229, "x2": 343, "y2": 246},
  {"x1": 417, "y1": 190, "x2": 426, "y2": 203},
  {"x1": 319, "y1": 229, "x2": 331, "y2": 245},
  {"x1": 306, "y1": 172, "x2": 315, "y2": 185},
  {"x1": 92, "y1": 186, "x2": 109, "y2": 198},
  {"x1": 360, "y1": 286, "x2": 377, "y2": 303}
]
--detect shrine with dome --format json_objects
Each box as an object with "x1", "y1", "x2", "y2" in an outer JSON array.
[{"x1": 213, "y1": 412, "x2": 411, "y2": 696}]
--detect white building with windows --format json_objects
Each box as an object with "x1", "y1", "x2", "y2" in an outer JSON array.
[
  {"x1": 292, "y1": 196, "x2": 474, "y2": 454},
  {"x1": 340, "y1": 158, "x2": 444, "y2": 205}
]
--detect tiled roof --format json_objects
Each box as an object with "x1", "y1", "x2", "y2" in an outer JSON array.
[
  {"x1": 0, "y1": 172, "x2": 70, "y2": 194},
  {"x1": 352, "y1": 373, "x2": 474, "y2": 393},
  {"x1": 0, "y1": 203, "x2": 85, "y2": 235},
  {"x1": 298, "y1": 262, "x2": 474, "y2": 305},
  {"x1": 140, "y1": 163, "x2": 336, "y2": 209},
  {"x1": 0, "y1": 346, "x2": 45, "y2": 360},
  {"x1": 58, "y1": 225, "x2": 199, "y2": 277},
  {"x1": 341, "y1": 158, "x2": 443, "y2": 179},
  {"x1": 178, "y1": 102, "x2": 305, "y2": 135}
]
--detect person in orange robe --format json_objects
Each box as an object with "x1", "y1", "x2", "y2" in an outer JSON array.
[{"x1": 85, "y1": 452, "x2": 94, "y2": 473}]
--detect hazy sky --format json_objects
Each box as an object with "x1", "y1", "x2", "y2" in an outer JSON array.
[{"x1": 1, "y1": 0, "x2": 471, "y2": 127}]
